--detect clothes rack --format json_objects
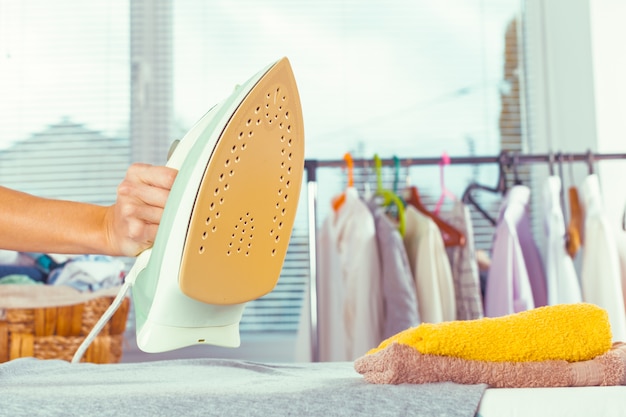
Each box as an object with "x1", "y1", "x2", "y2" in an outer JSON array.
[{"x1": 303, "y1": 151, "x2": 626, "y2": 362}]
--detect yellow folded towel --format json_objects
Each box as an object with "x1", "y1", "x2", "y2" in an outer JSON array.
[{"x1": 368, "y1": 303, "x2": 613, "y2": 362}]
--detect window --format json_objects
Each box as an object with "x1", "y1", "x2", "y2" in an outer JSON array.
[
  {"x1": 1, "y1": 0, "x2": 524, "y2": 360},
  {"x1": 0, "y1": 0, "x2": 130, "y2": 202}
]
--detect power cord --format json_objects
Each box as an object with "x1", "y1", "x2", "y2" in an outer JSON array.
[{"x1": 71, "y1": 249, "x2": 151, "y2": 364}]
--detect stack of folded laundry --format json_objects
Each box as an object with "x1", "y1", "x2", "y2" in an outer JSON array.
[
  {"x1": 354, "y1": 303, "x2": 626, "y2": 387},
  {"x1": 0, "y1": 250, "x2": 125, "y2": 292}
]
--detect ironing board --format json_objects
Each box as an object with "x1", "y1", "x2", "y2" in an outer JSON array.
[
  {"x1": 0, "y1": 357, "x2": 485, "y2": 417},
  {"x1": 2, "y1": 357, "x2": 625, "y2": 417}
]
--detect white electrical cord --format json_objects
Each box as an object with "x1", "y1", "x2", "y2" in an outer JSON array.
[{"x1": 71, "y1": 250, "x2": 151, "y2": 364}]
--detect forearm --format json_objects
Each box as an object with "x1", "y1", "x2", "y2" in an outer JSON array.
[
  {"x1": 0, "y1": 186, "x2": 112, "y2": 255},
  {"x1": 1, "y1": 164, "x2": 177, "y2": 258}
]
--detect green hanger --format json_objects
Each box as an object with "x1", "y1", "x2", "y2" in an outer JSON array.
[
  {"x1": 393, "y1": 156, "x2": 401, "y2": 195},
  {"x1": 393, "y1": 155, "x2": 407, "y2": 207},
  {"x1": 374, "y1": 154, "x2": 406, "y2": 236}
]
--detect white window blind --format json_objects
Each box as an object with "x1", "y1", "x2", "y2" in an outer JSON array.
[{"x1": 0, "y1": 0, "x2": 130, "y2": 204}]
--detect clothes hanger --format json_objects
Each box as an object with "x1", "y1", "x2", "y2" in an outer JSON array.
[
  {"x1": 510, "y1": 151, "x2": 523, "y2": 186},
  {"x1": 362, "y1": 156, "x2": 372, "y2": 200},
  {"x1": 374, "y1": 154, "x2": 406, "y2": 236},
  {"x1": 433, "y1": 152, "x2": 457, "y2": 215},
  {"x1": 555, "y1": 152, "x2": 572, "y2": 246},
  {"x1": 556, "y1": 153, "x2": 568, "y2": 222},
  {"x1": 403, "y1": 158, "x2": 465, "y2": 247},
  {"x1": 331, "y1": 152, "x2": 354, "y2": 212},
  {"x1": 548, "y1": 150, "x2": 571, "y2": 246},
  {"x1": 393, "y1": 155, "x2": 401, "y2": 195},
  {"x1": 392, "y1": 155, "x2": 409, "y2": 206},
  {"x1": 460, "y1": 151, "x2": 509, "y2": 227},
  {"x1": 548, "y1": 151, "x2": 556, "y2": 176},
  {"x1": 586, "y1": 149, "x2": 595, "y2": 175},
  {"x1": 566, "y1": 153, "x2": 583, "y2": 257}
]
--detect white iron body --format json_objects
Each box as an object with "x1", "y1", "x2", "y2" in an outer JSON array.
[{"x1": 129, "y1": 58, "x2": 304, "y2": 353}]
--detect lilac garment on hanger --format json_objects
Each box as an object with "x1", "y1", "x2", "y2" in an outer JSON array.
[{"x1": 485, "y1": 185, "x2": 547, "y2": 317}]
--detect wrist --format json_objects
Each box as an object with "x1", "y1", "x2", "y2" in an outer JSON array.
[{"x1": 100, "y1": 205, "x2": 124, "y2": 257}]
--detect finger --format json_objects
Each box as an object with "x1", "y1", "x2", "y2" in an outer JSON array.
[
  {"x1": 117, "y1": 194, "x2": 165, "y2": 225},
  {"x1": 132, "y1": 205, "x2": 165, "y2": 226},
  {"x1": 117, "y1": 171, "x2": 172, "y2": 209},
  {"x1": 128, "y1": 182, "x2": 172, "y2": 210},
  {"x1": 128, "y1": 163, "x2": 178, "y2": 190},
  {"x1": 134, "y1": 222, "x2": 159, "y2": 248},
  {"x1": 120, "y1": 218, "x2": 159, "y2": 256}
]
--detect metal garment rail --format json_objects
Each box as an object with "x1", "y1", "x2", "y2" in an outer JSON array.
[{"x1": 303, "y1": 151, "x2": 626, "y2": 362}]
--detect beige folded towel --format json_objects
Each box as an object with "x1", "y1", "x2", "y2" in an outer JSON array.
[{"x1": 354, "y1": 342, "x2": 626, "y2": 388}]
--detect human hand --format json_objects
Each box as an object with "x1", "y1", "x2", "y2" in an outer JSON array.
[{"x1": 104, "y1": 163, "x2": 178, "y2": 256}]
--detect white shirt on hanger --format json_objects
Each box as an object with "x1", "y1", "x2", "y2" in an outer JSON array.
[
  {"x1": 403, "y1": 205, "x2": 456, "y2": 323},
  {"x1": 294, "y1": 187, "x2": 383, "y2": 361},
  {"x1": 543, "y1": 176, "x2": 582, "y2": 305},
  {"x1": 613, "y1": 230, "x2": 626, "y2": 318},
  {"x1": 580, "y1": 174, "x2": 626, "y2": 342}
]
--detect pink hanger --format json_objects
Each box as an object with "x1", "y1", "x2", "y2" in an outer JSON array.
[{"x1": 434, "y1": 152, "x2": 456, "y2": 215}]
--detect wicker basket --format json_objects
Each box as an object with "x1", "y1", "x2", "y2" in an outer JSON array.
[{"x1": 0, "y1": 293, "x2": 130, "y2": 364}]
